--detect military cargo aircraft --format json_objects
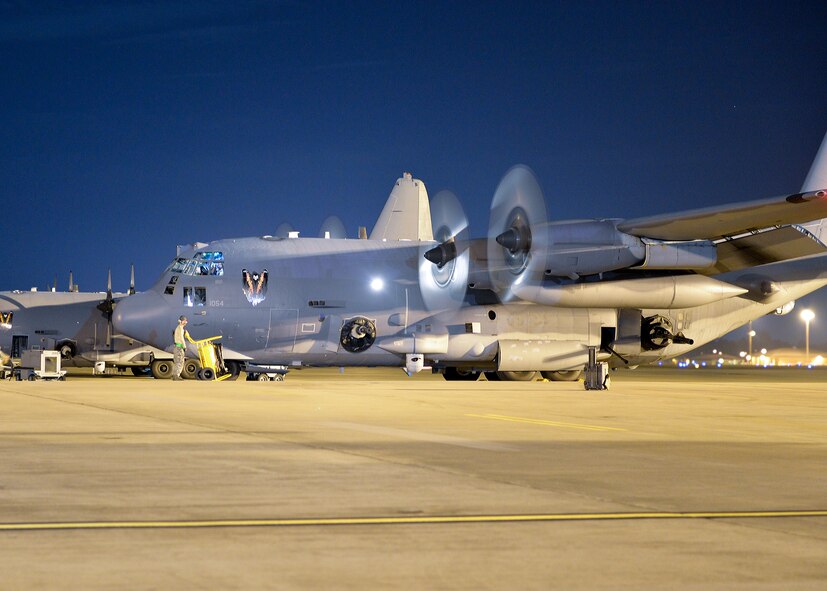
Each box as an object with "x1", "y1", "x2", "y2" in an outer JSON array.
[
  {"x1": 113, "y1": 132, "x2": 827, "y2": 387},
  {"x1": 0, "y1": 270, "x2": 183, "y2": 378}
]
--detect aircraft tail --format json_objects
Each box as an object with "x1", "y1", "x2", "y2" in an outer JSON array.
[
  {"x1": 370, "y1": 172, "x2": 434, "y2": 241},
  {"x1": 800, "y1": 131, "x2": 827, "y2": 243}
]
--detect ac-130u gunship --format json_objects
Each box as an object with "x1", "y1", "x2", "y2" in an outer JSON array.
[{"x1": 114, "y1": 133, "x2": 827, "y2": 388}]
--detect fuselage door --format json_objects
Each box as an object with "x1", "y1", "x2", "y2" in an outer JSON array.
[{"x1": 267, "y1": 309, "x2": 298, "y2": 352}]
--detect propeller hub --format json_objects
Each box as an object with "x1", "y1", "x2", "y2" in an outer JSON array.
[
  {"x1": 495, "y1": 227, "x2": 530, "y2": 254},
  {"x1": 423, "y1": 240, "x2": 457, "y2": 268}
]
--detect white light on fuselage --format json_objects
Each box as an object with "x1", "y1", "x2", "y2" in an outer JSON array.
[{"x1": 370, "y1": 278, "x2": 384, "y2": 292}]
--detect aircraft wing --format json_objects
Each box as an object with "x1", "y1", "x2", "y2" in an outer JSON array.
[
  {"x1": 702, "y1": 225, "x2": 827, "y2": 274},
  {"x1": 617, "y1": 189, "x2": 827, "y2": 241}
]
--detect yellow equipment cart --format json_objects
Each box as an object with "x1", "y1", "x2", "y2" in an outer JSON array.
[{"x1": 187, "y1": 334, "x2": 232, "y2": 381}]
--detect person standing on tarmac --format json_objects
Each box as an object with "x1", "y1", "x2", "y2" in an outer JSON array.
[{"x1": 172, "y1": 315, "x2": 190, "y2": 381}]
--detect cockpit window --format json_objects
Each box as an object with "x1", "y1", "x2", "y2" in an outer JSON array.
[{"x1": 168, "y1": 252, "x2": 224, "y2": 276}]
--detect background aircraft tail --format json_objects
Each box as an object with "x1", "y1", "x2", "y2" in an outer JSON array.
[
  {"x1": 800, "y1": 131, "x2": 827, "y2": 243},
  {"x1": 370, "y1": 172, "x2": 434, "y2": 241}
]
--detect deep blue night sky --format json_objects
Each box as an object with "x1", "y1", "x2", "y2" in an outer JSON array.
[{"x1": 2, "y1": 1, "x2": 826, "y2": 345}]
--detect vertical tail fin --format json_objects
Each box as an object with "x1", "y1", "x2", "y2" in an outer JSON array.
[
  {"x1": 800, "y1": 131, "x2": 827, "y2": 243},
  {"x1": 370, "y1": 172, "x2": 434, "y2": 241}
]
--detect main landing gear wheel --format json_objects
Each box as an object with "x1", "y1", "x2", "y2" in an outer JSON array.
[
  {"x1": 491, "y1": 371, "x2": 537, "y2": 381},
  {"x1": 541, "y1": 370, "x2": 583, "y2": 382},
  {"x1": 151, "y1": 359, "x2": 174, "y2": 379},
  {"x1": 182, "y1": 360, "x2": 200, "y2": 380},
  {"x1": 442, "y1": 367, "x2": 481, "y2": 381},
  {"x1": 223, "y1": 360, "x2": 241, "y2": 381}
]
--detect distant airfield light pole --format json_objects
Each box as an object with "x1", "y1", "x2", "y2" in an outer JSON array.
[
  {"x1": 800, "y1": 309, "x2": 815, "y2": 364},
  {"x1": 748, "y1": 323, "x2": 756, "y2": 359}
]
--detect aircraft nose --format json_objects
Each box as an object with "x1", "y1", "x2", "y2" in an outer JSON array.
[{"x1": 113, "y1": 291, "x2": 170, "y2": 348}]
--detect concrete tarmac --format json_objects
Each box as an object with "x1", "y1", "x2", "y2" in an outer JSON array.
[{"x1": 1, "y1": 367, "x2": 826, "y2": 590}]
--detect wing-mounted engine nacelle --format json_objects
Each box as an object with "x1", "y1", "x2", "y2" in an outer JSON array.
[
  {"x1": 543, "y1": 219, "x2": 645, "y2": 278},
  {"x1": 543, "y1": 221, "x2": 718, "y2": 278},
  {"x1": 632, "y1": 239, "x2": 717, "y2": 271}
]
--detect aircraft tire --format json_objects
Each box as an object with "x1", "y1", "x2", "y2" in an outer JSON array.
[
  {"x1": 443, "y1": 367, "x2": 481, "y2": 381},
  {"x1": 151, "y1": 359, "x2": 174, "y2": 380},
  {"x1": 182, "y1": 360, "x2": 200, "y2": 380},
  {"x1": 541, "y1": 370, "x2": 583, "y2": 382},
  {"x1": 224, "y1": 360, "x2": 241, "y2": 381},
  {"x1": 496, "y1": 371, "x2": 537, "y2": 381},
  {"x1": 484, "y1": 371, "x2": 501, "y2": 381}
]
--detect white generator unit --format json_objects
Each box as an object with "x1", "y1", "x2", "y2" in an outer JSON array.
[{"x1": 17, "y1": 350, "x2": 67, "y2": 381}]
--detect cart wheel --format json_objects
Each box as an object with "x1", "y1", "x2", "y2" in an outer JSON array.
[
  {"x1": 196, "y1": 368, "x2": 206, "y2": 380},
  {"x1": 272, "y1": 374, "x2": 285, "y2": 382},
  {"x1": 257, "y1": 373, "x2": 271, "y2": 382},
  {"x1": 202, "y1": 367, "x2": 215, "y2": 381}
]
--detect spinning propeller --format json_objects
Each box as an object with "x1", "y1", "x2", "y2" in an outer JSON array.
[
  {"x1": 419, "y1": 190, "x2": 471, "y2": 312},
  {"x1": 487, "y1": 165, "x2": 549, "y2": 302},
  {"x1": 95, "y1": 264, "x2": 136, "y2": 348}
]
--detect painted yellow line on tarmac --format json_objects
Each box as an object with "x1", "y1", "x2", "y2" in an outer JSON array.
[
  {"x1": 467, "y1": 413, "x2": 627, "y2": 432},
  {"x1": 2, "y1": 510, "x2": 827, "y2": 532}
]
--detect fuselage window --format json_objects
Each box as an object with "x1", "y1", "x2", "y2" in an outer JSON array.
[{"x1": 183, "y1": 287, "x2": 207, "y2": 307}]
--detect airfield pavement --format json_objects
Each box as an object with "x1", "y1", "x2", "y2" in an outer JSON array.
[{"x1": 1, "y1": 366, "x2": 826, "y2": 590}]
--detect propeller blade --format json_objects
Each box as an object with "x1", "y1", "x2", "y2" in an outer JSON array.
[{"x1": 129, "y1": 263, "x2": 136, "y2": 295}]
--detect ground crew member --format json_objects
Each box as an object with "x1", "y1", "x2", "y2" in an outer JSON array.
[{"x1": 172, "y1": 315, "x2": 190, "y2": 381}]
